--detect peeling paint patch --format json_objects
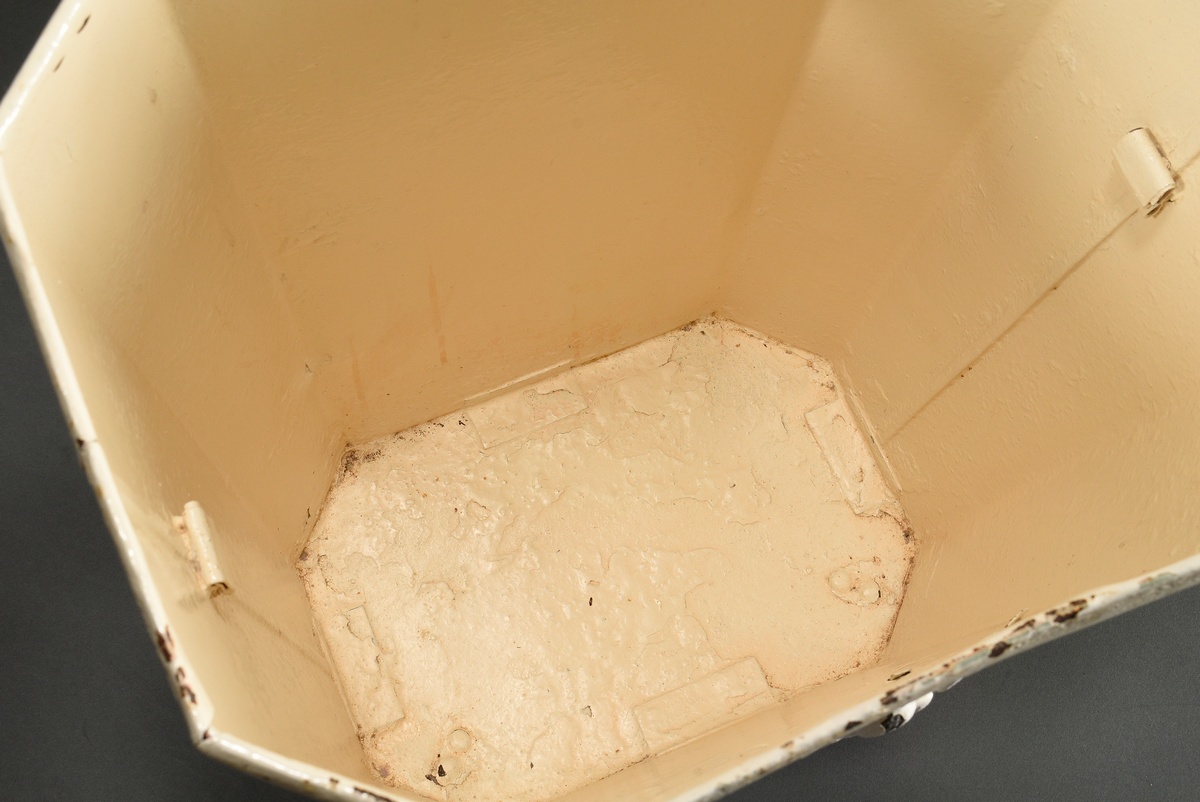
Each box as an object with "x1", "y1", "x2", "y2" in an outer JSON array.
[
  {"x1": 1052, "y1": 598, "x2": 1089, "y2": 623},
  {"x1": 300, "y1": 319, "x2": 914, "y2": 801}
]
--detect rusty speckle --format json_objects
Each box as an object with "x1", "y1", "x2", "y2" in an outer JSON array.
[
  {"x1": 989, "y1": 641, "x2": 1012, "y2": 658},
  {"x1": 154, "y1": 628, "x2": 174, "y2": 663},
  {"x1": 1053, "y1": 598, "x2": 1088, "y2": 623},
  {"x1": 843, "y1": 720, "x2": 862, "y2": 732},
  {"x1": 201, "y1": 728, "x2": 212, "y2": 741},
  {"x1": 75, "y1": 437, "x2": 86, "y2": 449},
  {"x1": 880, "y1": 692, "x2": 899, "y2": 705},
  {"x1": 901, "y1": 525, "x2": 914, "y2": 542},
  {"x1": 887, "y1": 670, "x2": 911, "y2": 681},
  {"x1": 78, "y1": 15, "x2": 90, "y2": 32},
  {"x1": 174, "y1": 667, "x2": 197, "y2": 704},
  {"x1": 1014, "y1": 618, "x2": 1037, "y2": 632},
  {"x1": 341, "y1": 449, "x2": 361, "y2": 475},
  {"x1": 780, "y1": 739, "x2": 794, "y2": 749}
]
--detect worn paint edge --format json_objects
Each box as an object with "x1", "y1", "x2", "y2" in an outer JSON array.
[
  {"x1": 199, "y1": 730, "x2": 414, "y2": 802},
  {"x1": 670, "y1": 551, "x2": 1200, "y2": 802},
  {"x1": 0, "y1": 157, "x2": 220, "y2": 733},
  {"x1": 0, "y1": 0, "x2": 83, "y2": 145}
]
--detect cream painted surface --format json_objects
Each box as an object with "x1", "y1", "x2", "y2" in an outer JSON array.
[
  {"x1": 720, "y1": 0, "x2": 1059, "y2": 361},
  {"x1": 884, "y1": 156, "x2": 1200, "y2": 662},
  {"x1": 3, "y1": 0, "x2": 1200, "y2": 800},
  {"x1": 303, "y1": 320, "x2": 913, "y2": 801},
  {"x1": 166, "y1": 1, "x2": 827, "y2": 443},
  {"x1": 724, "y1": 0, "x2": 1200, "y2": 440},
  {"x1": 0, "y1": 0, "x2": 366, "y2": 785}
]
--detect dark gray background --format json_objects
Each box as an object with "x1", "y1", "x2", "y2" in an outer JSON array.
[{"x1": 2, "y1": 2, "x2": 1197, "y2": 800}]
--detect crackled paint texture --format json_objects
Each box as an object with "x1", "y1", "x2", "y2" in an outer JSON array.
[{"x1": 301, "y1": 319, "x2": 914, "y2": 801}]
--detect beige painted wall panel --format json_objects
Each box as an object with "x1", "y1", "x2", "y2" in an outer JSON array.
[
  {"x1": 0, "y1": 0, "x2": 363, "y2": 779},
  {"x1": 847, "y1": 0, "x2": 1200, "y2": 438},
  {"x1": 168, "y1": 1, "x2": 827, "y2": 443},
  {"x1": 723, "y1": 0, "x2": 1200, "y2": 443},
  {"x1": 885, "y1": 156, "x2": 1200, "y2": 661},
  {"x1": 720, "y1": 0, "x2": 1056, "y2": 359}
]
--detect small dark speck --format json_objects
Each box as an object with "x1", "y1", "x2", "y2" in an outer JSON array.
[
  {"x1": 75, "y1": 437, "x2": 86, "y2": 448},
  {"x1": 425, "y1": 773, "x2": 436, "y2": 782},
  {"x1": 699, "y1": 329, "x2": 707, "y2": 335},
  {"x1": 843, "y1": 720, "x2": 861, "y2": 732},
  {"x1": 589, "y1": 597, "x2": 593, "y2": 606},
  {"x1": 435, "y1": 422, "x2": 445, "y2": 428},
  {"x1": 78, "y1": 15, "x2": 90, "y2": 32},
  {"x1": 989, "y1": 641, "x2": 1012, "y2": 658},
  {"x1": 887, "y1": 670, "x2": 911, "y2": 681},
  {"x1": 437, "y1": 765, "x2": 446, "y2": 777},
  {"x1": 459, "y1": 420, "x2": 467, "y2": 426},
  {"x1": 53, "y1": 57, "x2": 64, "y2": 72},
  {"x1": 530, "y1": 762, "x2": 534, "y2": 769}
]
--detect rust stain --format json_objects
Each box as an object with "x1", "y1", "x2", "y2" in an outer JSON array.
[
  {"x1": 173, "y1": 666, "x2": 196, "y2": 705},
  {"x1": 843, "y1": 720, "x2": 862, "y2": 732},
  {"x1": 427, "y1": 265, "x2": 449, "y2": 366},
  {"x1": 154, "y1": 627, "x2": 174, "y2": 663},
  {"x1": 989, "y1": 641, "x2": 1012, "y2": 658},
  {"x1": 1052, "y1": 598, "x2": 1088, "y2": 623}
]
